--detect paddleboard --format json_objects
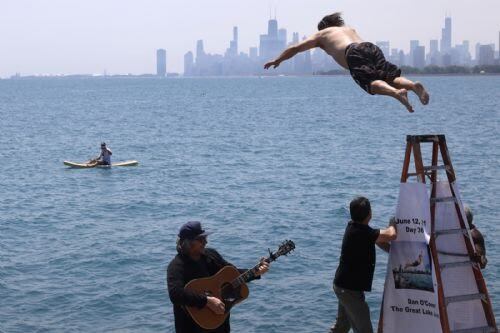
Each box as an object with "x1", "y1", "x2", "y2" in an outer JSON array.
[{"x1": 63, "y1": 160, "x2": 139, "y2": 168}]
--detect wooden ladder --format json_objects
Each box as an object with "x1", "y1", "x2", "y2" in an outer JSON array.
[{"x1": 401, "y1": 134, "x2": 497, "y2": 333}]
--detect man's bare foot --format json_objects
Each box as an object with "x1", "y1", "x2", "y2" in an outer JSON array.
[
  {"x1": 414, "y1": 82, "x2": 429, "y2": 105},
  {"x1": 395, "y1": 89, "x2": 414, "y2": 113}
]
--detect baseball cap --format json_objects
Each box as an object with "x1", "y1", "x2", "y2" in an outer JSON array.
[{"x1": 178, "y1": 221, "x2": 212, "y2": 240}]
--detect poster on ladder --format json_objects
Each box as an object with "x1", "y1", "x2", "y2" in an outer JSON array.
[{"x1": 379, "y1": 182, "x2": 442, "y2": 333}]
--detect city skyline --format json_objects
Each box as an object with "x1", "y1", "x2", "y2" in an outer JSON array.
[
  {"x1": 1, "y1": 0, "x2": 500, "y2": 77},
  {"x1": 179, "y1": 16, "x2": 499, "y2": 77}
]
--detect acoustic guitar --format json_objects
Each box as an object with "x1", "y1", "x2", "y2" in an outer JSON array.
[{"x1": 184, "y1": 240, "x2": 295, "y2": 330}]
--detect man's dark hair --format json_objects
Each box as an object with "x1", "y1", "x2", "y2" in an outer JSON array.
[
  {"x1": 318, "y1": 12, "x2": 344, "y2": 31},
  {"x1": 350, "y1": 196, "x2": 371, "y2": 223},
  {"x1": 176, "y1": 237, "x2": 193, "y2": 254}
]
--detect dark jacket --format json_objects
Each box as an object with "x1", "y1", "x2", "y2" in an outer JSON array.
[
  {"x1": 470, "y1": 224, "x2": 487, "y2": 269},
  {"x1": 167, "y1": 248, "x2": 257, "y2": 333}
]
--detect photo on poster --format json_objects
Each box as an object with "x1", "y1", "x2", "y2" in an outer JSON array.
[{"x1": 391, "y1": 241, "x2": 434, "y2": 292}]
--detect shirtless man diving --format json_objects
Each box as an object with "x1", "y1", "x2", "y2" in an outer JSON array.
[
  {"x1": 404, "y1": 252, "x2": 423, "y2": 270},
  {"x1": 264, "y1": 12, "x2": 429, "y2": 113}
]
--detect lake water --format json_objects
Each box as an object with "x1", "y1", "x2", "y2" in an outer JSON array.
[{"x1": 0, "y1": 76, "x2": 499, "y2": 332}]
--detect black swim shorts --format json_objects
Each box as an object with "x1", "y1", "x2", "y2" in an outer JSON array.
[{"x1": 345, "y1": 42, "x2": 401, "y2": 95}]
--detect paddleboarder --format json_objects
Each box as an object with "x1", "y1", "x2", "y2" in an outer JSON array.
[{"x1": 93, "y1": 142, "x2": 112, "y2": 166}]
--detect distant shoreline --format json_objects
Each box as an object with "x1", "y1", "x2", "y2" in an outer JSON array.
[{"x1": 3, "y1": 73, "x2": 500, "y2": 80}]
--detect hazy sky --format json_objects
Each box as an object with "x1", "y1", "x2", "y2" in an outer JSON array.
[{"x1": 1, "y1": 0, "x2": 499, "y2": 77}]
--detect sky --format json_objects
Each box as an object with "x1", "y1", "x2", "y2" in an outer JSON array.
[{"x1": 1, "y1": 0, "x2": 499, "y2": 77}]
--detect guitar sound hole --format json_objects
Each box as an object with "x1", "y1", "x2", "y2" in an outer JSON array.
[{"x1": 220, "y1": 283, "x2": 241, "y2": 312}]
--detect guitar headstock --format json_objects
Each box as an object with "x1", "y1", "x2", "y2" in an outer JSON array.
[{"x1": 268, "y1": 240, "x2": 295, "y2": 262}]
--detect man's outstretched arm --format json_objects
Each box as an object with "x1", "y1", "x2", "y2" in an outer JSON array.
[{"x1": 264, "y1": 34, "x2": 320, "y2": 69}]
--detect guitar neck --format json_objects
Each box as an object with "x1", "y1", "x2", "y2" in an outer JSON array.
[
  {"x1": 231, "y1": 257, "x2": 273, "y2": 288},
  {"x1": 229, "y1": 240, "x2": 294, "y2": 289}
]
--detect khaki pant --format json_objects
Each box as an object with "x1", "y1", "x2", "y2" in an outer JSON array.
[{"x1": 330, "y1": 284, "x2": 373, "y2": 333}]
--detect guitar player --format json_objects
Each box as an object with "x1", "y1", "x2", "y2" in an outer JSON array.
[{"x1": 167, "y1": 221, "x2": 270, "y2": 333}]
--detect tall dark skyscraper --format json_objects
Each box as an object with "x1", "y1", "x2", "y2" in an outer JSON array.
[
  {"x1": 268, "y1": 19, "x2": 278, "y2": 38},
  {"x1": 440, "y1": 17, "x2": 452, "y2": 54},
  {"x1": 156, "y1": 49, "x2": 166, "y2": 77},
  {"x1": 259, "y1": 18, "x2": 286, "y2": 61}
]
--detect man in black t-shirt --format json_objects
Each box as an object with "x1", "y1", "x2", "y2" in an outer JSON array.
[
  {"x1": 167, "y1": 221, "x2": 270, "y2": 333},
  {"x1": 329, "y1": 197, "x2": 397, "y2": 333}
]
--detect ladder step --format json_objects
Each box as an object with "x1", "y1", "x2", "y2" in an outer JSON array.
[
  {"x1": 440, "y1": 261, "x2": 473, "y2": 269},
  {"x1": 411, "y1": 135, "x2": 441, "y2": 143},
  {"x1": 435, "y1": 228, "x2": 467, "y2": 237},
  {"x1": 451, "y1": 326, "x2": 497, "y2": 333},
  {"x1": 445, "y1": 293, "x2": 485, "y2": 305},
  {"x1": 431, "y1": 196, "x2": 457, "y2": 204},
  {"x1": 438, "y1": 250, "x2": 469, "y2": 257},
  {"x1": 423, "y1": 165, "x2": 447, "y2": 171}
]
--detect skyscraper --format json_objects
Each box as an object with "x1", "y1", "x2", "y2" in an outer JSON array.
[
  {"x1": 259, "y1": 18, "x2": 286, "y2": 62},
  {"x1": 376, "y1": 41, "x2": 390, "y2": 57},
  {"x1": 278, "y1": 28, "x2": 287, "y2": 45},
  {"x1": 429, "y1": 40, "x2": 439, "y2": 55},
  {"x1": 226, "y1": 27, "x2": 238, "y2": 57},
  {"x1": 455, "y1": 40, "x2": 471, "y2": 65},
  {"x1": 390, "y1": 48, "x2": 400, "y2": 65},
  {"x1": 413, "y1": 46, "x2": 426, "y2": 68},
  {"x1": 184, "y1": 51, "x2": 194, "y2": 76},
  {"x1": 268, "y1": 19, "x2": 278, "y2": 38},
  {"x1": 196, "y1": 40, "x2": 205, "y2": 63},
  {"x1": 292, "y1": 36, "x2": 312, "y2": 74},
  {"x1": 233, "y1": 26, "x2": 238, "y2": 54},
  {"x1": 409, "y1": 40, "x2": 419, "y2": 67},
  {"x1": 398, "y1": 50, "x2": 406, "y2": 67},
  {"x1": 498, "y1": 31, "x2": 500, "y2": 59},
  {"x1": 429, "y1": 39, "x2": 439, "y2": 65},
  {"x1": 440, "y1": 17, "x2": 452, "y2": 54},
  {"x1": 156, "y1": 49, "x2": 166, "y2": 77},
  {"x1": 478, "y1": 45, "x2": 495, "y2": 65},
  {"x1": 475, "y1": 42, "x2": 481, "y2": 62}
]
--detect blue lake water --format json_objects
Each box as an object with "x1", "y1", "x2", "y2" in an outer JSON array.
[{"x1": 0, "y1": 76, "x2": 499, "y2": 332}]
